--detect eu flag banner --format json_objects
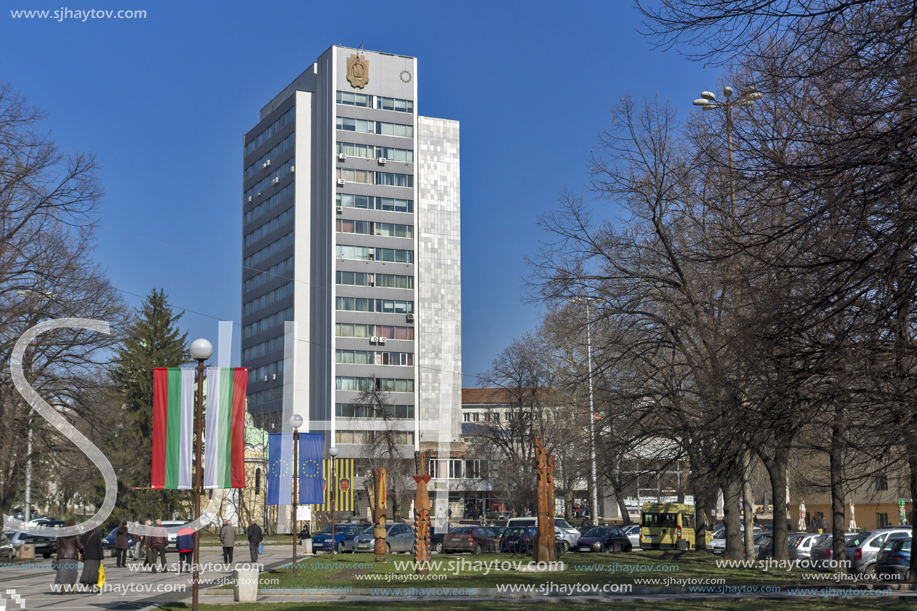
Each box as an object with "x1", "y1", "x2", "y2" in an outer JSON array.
[
  {"x1": 266, "y1": 433, "x2": 293, "y2": 505},
  {"x1": 298, "y1": 433, "x2": 324, "y2": 504}
]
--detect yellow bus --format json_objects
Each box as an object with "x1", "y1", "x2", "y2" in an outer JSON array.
[{"x1": 640, "y1": 502, "x2": 711, "y2": 551}]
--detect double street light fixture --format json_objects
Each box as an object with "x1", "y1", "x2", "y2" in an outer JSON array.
[
  {"x1": 692, "y1": 86, "x2": 763, "y2": 217},
  {"x1": 570, "y1": 297, "x2": 599, "y2": 526}
]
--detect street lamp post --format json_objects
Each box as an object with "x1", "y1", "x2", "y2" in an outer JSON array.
[
  {"x1": 692, "y1": 86, "x2": 763, "y2": 218},
  {"x1": 189, "y1": 338, "x2": 213, "y2": 611},
  {"x1": 693, "y1": 86, "x2": 762, "y2": 561},
  {"x1": 329, "y1": 446, "x2": 339, "y2": 559},
  {"x1": 290, "y1": 414, "x2": 303, "y2": 574},
  {"x1": 571, "y1": 297, "x2": 599, "y2": 526}
]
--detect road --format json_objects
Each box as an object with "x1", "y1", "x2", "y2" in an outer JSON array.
[{"x1": 0, "y1": 545, "x2": 291, "y2": 610}]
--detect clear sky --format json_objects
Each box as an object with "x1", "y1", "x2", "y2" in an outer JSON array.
[{"x1": 1, "y1": 0, "x2": 713, "y2": 386}]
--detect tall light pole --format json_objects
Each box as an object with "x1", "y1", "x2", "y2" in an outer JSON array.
[
  {"x1": 189, "y1": 338, "x2": 212, "y2": 611},
  {"x1": 24, "y1": 421, "x2": 32, "y2": 523},
  {"x1": 692, "y1": 86, "x2": 763, "y2": 218},
  {"x1": 290, "y1": 414, "x2": 303, "y2": 574},
  {"x1": 329, "y1": 446, "x2": 339, "y2": 559},
  {"x1": 572, "y1": 297, "x2": 599, "y2": 526},
  {"x1": 693, "y1": 85, "x2": 762, "y2": 561}
]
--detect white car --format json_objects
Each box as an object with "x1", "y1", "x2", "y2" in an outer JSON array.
[{"x1": 554, "y1": 518, "x2": 582, "y2": 539}]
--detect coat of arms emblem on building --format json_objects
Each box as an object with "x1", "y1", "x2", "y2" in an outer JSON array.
[{"x1": 346, "y1": 54, "x2": 369, "y2": 88}]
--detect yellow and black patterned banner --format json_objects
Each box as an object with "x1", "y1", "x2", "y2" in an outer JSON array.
[{"x1": 313, "y1": 458, "x2": 354, "y2": 512}]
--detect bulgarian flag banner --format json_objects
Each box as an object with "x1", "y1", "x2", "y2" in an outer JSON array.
[
  {"x1": 204, "y1": 367, "x2": 247, "y2": 489},
  {"x1": 152, "y1": 368, "x2": 195, "y2": 489}
]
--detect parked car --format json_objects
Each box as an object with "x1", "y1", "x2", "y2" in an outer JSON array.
[
  {"x1": 809, "y1": 533, "x2": 864, "y2": 571},
  {"x1": 554, "y1": 526, "x2": 578, "y2": 552},
  {"x1": 553, "y1": 518, "x2": 582, "y2": 539},
  {"x1": 844, "y1": 528, "x2": 912, "y2": 575},
  {"x1": 489, "y1": 526, "x2": 507, "y2": 538},
  {"x1": 0, "y1": 532, "x2": 13, "y2": 559},
  {"x1": 312, "y1": 523, "x2": 364, "y2": 554},
  {"x1": 431, "y1": 526, "x2": 450, "y2": 554},
  {"x1": 621, "y1": 524, "x2": 641, "y2": 549},
  {"x1": 876, "y1": 537, "x2": 911, "y2": 581},
  {"x1": 351, "y1": 523, "x2": 414, "y2": 554},
  {"x1": 23, "y1": 534, "x2": 56, "y2": 559},
  {"x1": 342, "y1": 525, "x2": 374, "y2": 552},
  {"x1": 506, "y1": 518, "x2": 537, "y2": 529},
  {"x1": 789, "y1": 533, "x2": 828, "y2": 561},
  {"x1": 499, "y1": 526, "x2": 565, "y2": 555},
  {"x1": 102, "y1": 527, "x2": 136, "y2": 556},
  {"x1": 708, "y1": 524, "x2": 766, "y2": 554},
  {"x1": 576, "y1": 526, "x2": 632, "y2": 553},
  {"x1": 444, "y1": 527, "x2": 501, "y2": 554}
]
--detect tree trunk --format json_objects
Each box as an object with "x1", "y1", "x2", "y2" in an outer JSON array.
[
  {"x1": 764, "y1": 447, "x2": 791, "y2": 561},
  {"x1": 906, "y1": 435, "x2": 917, "y2": 583},
  {"x1": 723, "y1": 472, "x2": 743, "y2": 560},
  {"x1": 694, "y1": 479, "x2": 715, "y2": 552},
  {"x1": 742, "y1": 451, "x2": 755, "y2": 562},
  {"x1": 829, "y1": 422, "x2": 847, "y2": 575}
]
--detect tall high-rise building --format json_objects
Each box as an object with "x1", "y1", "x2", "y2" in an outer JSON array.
[{"x1": 241, "y1": 46, "x2": 462, "y2": 462}]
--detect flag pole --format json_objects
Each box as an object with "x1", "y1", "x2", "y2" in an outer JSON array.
[{"x1": 189, "y1": 339, "x2": 213, "y2": 611}]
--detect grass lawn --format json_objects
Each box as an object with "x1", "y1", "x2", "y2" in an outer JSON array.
[
  {"x1": 220, "y1": 550, "x2": 848, "y2": 591},
  {"x1": 161, "y1": 600, "x2": 916, "y2": 611}
]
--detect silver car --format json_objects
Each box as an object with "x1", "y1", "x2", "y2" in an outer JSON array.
[
  {"x1": 845, "y1": 528, "x2": 912, "y2": 575},
  {"x1": 351, "y1": 523, "x2": 415, "y2": 554},
  {"x1": 554, "y1": 526, "x2": 579, "y2": 552},
  {"x1": 342, "y1": 525, "x2": 374, "y2": 552},
  {"x1": 789, "y1": 533, "x2": 828, "y2": 561},
  {"x1": 621, "y1": 524, "x2": 641, "y2": 549}
]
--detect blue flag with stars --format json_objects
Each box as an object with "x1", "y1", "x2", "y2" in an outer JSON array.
[
  {"x1": 298, "y1": 433, "x2": 324, "y2": 504},
  {"x1": 266, "y1": 433, "x2": 292, "y2": 505}
]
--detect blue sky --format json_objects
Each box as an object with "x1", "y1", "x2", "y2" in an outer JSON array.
[{"x1": 1, "y1": 0, "x2": 712, "y2": 385}]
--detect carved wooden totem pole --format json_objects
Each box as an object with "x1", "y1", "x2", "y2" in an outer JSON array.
[
  {"x1": 534, "y1": 437, "x2": 557, "y2": 562},
  {"x1": 413, "y1": 450, "x2": 432, "y2": 573},
  {"x1": 372, "y1": 467, "x2": 387, "y2": 562}
]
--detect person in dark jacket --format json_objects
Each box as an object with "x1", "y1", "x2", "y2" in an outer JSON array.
[
  {"x1": 176, "y1": 527, "x2": 194, "y2": 574},
  {"x1": 149, "y1": 519, "x2": 168, "y2": 573},
  {"x1": 247, "y1": 520, "x2": 262, "y2": 563},
  {"x1": 54, "y1": 519, "x2": 83, "y2": 594},
  {"x1": 115, "y1": 520, "x2": 130, "y2": 568},
  {"x1": 79, "y1": 526, "x2": 104, "y2": 592}
]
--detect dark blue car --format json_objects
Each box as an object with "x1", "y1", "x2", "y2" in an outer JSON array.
[
  {"x1": 311, "y1": 523, "x2": 363, "y2": 553},
  {"x1": 876, "y1": 538, "x2": 911, "y2": 581},
  {"x1": 102, "y1": 527, "x2": 134, "y2": 556}
]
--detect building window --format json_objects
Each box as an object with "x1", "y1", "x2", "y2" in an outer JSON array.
[
  {"x1": 243, "y1": 281, "x2": 294, "y2": 316},
  {"x1": 336, "y1": 403, "x2": 414, "y2": 419},
  {"x1": 245, "y1": 256, "x2": 294, "y2": 293},
  {"x1": 245, "y1": 107, "x2": 294, "y2": 156},
  {"x1": 877, "y1": 513, "x2": 889, "y2": 528},
  {"x1": 337, "y1": 168, "x2": 374, "y2": 184},
  {"x1": 254, "y1": 469, "x2": 261, "y2": 495},
  {"x1": 877, "y1": 475, "x2": 889, "y2": 491},
  {"x1": 335, "y1": 297, "x2": 373, "y2": 312},
  {"x1": 336, "y1": 194, "x2": 413, "y2": 214},
  {"x1": 336, "y1": 220, "x2": 372, "y2": 235},
  {"x1": 243, "y1": 334, "x2": 285, "y2": 363},
  {"x1": 245, "y1": 183, "x2": 295, "y2": 225},
  {"x1": 374, "y1": 325, "x2": 414, "y2": 340},
  {"x1": 375, "y1": 274, "x2": 414, "y2": 289},
  {"x1": 244, "y1": 231, "x2": 294, "y2": 267},
  {"x1": 335, "y1": 245, "x2": 372, "y2": 261},
  {"x1": 374, "y1": 248, "x2": 414, "y2": 264},
  {"x1": 245, "y1": 133, "x2": 295, "y2": 180},
  {"x1": 336, "y1": 91, "x2": 372, "y2": 108},
  {"x1": 374, "y1": 223, "x2": 413, "y2": 238},
  {"x1": 376, "y1": 172, "x2": 413, "y2": 188},
  {"x1": 376, "y1": 96, "x2": 413, "y2": 113},
  {"x1": 335, "y1": 323, "x2": 374, "y2": 338},
  {"x1": 376, "y1": 146, "x2": 413, "y2": 163},
  {"x1": 244, "y1": 306, "x2": 294, "y2": 339},
  {"x1": 337, "y1": 142, "x2": 375, "y2": 159},
  {"x1": 375, "y1": 299, "x2": 414, "y2": 314}
]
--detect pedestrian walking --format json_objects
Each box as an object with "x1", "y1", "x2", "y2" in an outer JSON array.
[
  {"x1": 79, "y1": 526, "x2": 104, "y2": 593},
  {"x1": 53, "y1": 519, "x2": 83, "y2": 594},
  {"x1": 141, "y1": 520, "x2": 153, "y2": 565},
  {"x1": 115, "y1": 520, "x2": 129, "y2": 568},
  {"x1": 177, "y1": 527, "x2": 194, "y2": 574},
  {"x1": 149, "y1": 519, "x2": 168, "y2": 573},
  {"x1": 219, "y1": 519, "x2": 236, "y2": 564},
  {"x1": 247, "y1": 519, "x2": 263, "y2": 564}
]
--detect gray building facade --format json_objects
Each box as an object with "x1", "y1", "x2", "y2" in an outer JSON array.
[{"x1": 241, "y1": 46, "x2": 462, "y2": 461}]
